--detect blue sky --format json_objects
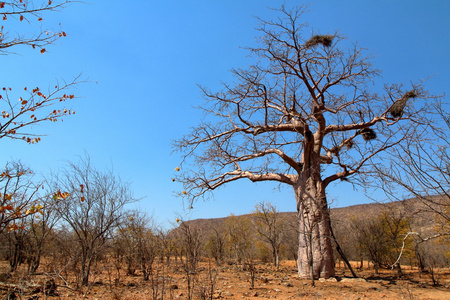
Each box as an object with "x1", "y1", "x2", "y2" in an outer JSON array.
[{"x1": 1, "y1": 0, "x2": 449, "y2": 227}]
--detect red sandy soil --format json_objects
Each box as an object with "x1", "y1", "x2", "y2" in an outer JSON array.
[{"x1": 0, "y1": 260, "x2": 449, "y2": 299}]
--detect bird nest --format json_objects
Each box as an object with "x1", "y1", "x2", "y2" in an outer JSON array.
[
  {"x1": 305, "y1": 35, "x2": 334, "y2": 48},
  {"x1": 388, "y1": 90, "x2": 418, "y2": 118},
  {"x1": 359, "y1": 128, "x2": 377, "y2": 141}
]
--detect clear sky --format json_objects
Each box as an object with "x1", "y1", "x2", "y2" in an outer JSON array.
[{"x1": 1, "y1": 0, "x2": 449, "y2": 228}]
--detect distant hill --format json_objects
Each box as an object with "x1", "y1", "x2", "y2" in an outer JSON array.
[{"x1": 173, "y1": 197, "x2": 440, "y2": 237}]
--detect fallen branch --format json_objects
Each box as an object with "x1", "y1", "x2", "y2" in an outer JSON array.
[{"x1": 390, "y1": 231, "x2": 450, "y2": 269}]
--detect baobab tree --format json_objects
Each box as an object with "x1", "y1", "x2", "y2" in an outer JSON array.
[{"x1": 173, "y1": 6, "x2": 440, "y2": 279}]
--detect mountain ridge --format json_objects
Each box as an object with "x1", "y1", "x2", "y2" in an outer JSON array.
[{"x1": 175, "y1": 196, "x2": 439, "y2": 236}]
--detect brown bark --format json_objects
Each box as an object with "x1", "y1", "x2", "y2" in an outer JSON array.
[{"x1": 295, "y1": 162, "x2": 334, "y2": 279}]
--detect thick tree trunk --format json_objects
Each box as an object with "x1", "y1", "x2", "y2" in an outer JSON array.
[{"x1": 295, "y1": 172, "x2": 335, "y2": 279}]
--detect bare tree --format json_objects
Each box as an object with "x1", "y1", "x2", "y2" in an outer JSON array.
[
  {"x1": 203, "y1": 227, "x2": 226, "y2": 266},
  {"x1": 174, "y1": 6, "x2": 440, "y2": 279},
  {"x1": 0, "y1": 1, "x2": 81, "y2": 243},
  {"x1": 113, "y1": 223, "x2": 137, "y2": 276},
  {"x1": 371, "y1": 105, "x2": 450, "y2": 272},
  {"x1": 0, "y1": 161, "x2": 47, "y2": 233},
  {"x1": 4, "y1": 222, "x2": 28, "y2": 271},
  {"x1": 223, "y1": 214, "x2": 254, "y2": 268},
  {"x1": 55, "y1": 156, "x2": 136, "y2": 286},
  {"x1": 1, "y1": 0, "x2": 81, "y2": 144},
  {"x1": 117, "y1": 210, "x2": 157, "y2": 281},
  {"x1": 331, "y1": 213, "x2": 361, "y2": 271},
  {"x1": 415, "y1": 240, "x2": 450, "y2": 285},
  {"x1": 352, "y1": 217, "x2": 388, "y2": 274},
  {"x1": 352, "y1": 208, "x2": 411, "y2": 275},
  {"x1": 252, "y1": 201, "x2": 284, "y2": 268},
  {"x1": 0, "y1": 76, "x2": 79, "y2": 144},
  {"x1": 0, "y1": 1, "x2": 73, "y2": 53},
  {"x1": 26, "y1": 192, "x2": 61, "y2": 273},
  {"x1": 376, "y1": 120, "x2": 450, "y2": 240},
  {"x1": 280, "y1": 213, "x2": 299, "y2": 262},
  {"x1": 174, "y1": 220, "x2": 203, "y2": 300},
  {"x1": 155, "y1": 227, "x2": 175, "y2": 267}
]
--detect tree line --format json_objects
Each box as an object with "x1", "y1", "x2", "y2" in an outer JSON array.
[{"x1": 1, "y1": 188, "x2": 448, "y2": 290}]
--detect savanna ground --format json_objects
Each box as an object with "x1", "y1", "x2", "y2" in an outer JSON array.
[{"x1": 0, "y1": 259, "x2": 449, "y2": 300}]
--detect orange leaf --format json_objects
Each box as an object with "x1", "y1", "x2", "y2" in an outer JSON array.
[
  {"x1": 2, "y1": 205, "x2": 13, "y2": 211},
  {"x1": 38, "y1": 17, "x2": 43, "y2": 21},
  {"x1": 7, "y1": 224, "x2": 19, "y2": 231},
  {"x1": 20, "y1": 15, "x2": 23, "y2": 22},
  {"x1": 0, "y1": 3, "x2": 5, "y2": 9},
  {"x1": 81, "y1": 196, "x2": 85, "y2": 202},
  {"x1": 40, "y1": 48, "x2": 46, "y2": 54},
  {"x1": 21, "y1": 100, "x2": 27, "y2": 105}
]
